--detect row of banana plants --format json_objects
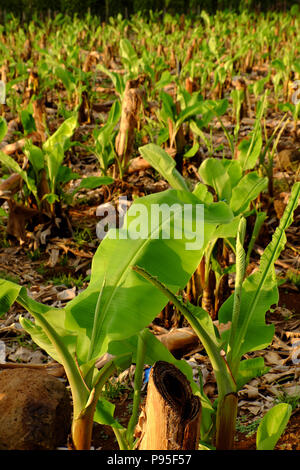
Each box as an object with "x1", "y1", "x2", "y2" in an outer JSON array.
[
  {"x1": 0, "y1": 84, "x2": 292, "y2": 244},
  {"x1": 1, "y1": 9, "x2": 299, "y2": 133},
  {"x1": 0, "y1": 9, "x2": 298, "y2": 205}
]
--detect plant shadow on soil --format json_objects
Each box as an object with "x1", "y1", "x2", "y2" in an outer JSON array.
[{"x1": 91, "y1": 398, "x2": 300, "y2": 451}]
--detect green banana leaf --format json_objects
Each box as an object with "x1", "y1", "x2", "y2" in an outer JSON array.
[
  {"x1": 230, "y1": 172, "x2": 268, "y2": 215},
  {"x1": 0, "y1": 279, "x2": 22, "y2": 316},
  {"x1": 119, "y1": 38, "x2": 138, "y2": 65},
  {"x1": 24, "y1": 142, "x2": 44, "y2": 179},
  {"x1": 43, "y1": 115, "x2": 77, "y2": 193},
  {"x1": 0, "y1": 116, "x2": 7, "y2": 143},
  {"x1": 236, "y1": 357, "x2": 270, "y2": 390},
  {"x1": 73, "y1": 176, "x2": 114, "y2": 193},
  {"x1": 256, "y1": 403, "x2": 292, "y2": 450},
  {"x1": 139, "y1": 143, "x2": 189, "y2": 191},
  {"x1": 159, "y1": 90, "x2": 177, "y2": 123},
  {"x1": 198, "y1": 157, "x2": 232, "y2": 203},
  {"x1": 65, "y1": 189, "x2": 233, "y2": 363},
  {"x1": 16, "y1": 286, "x2": 122, "y2": 427},
  {"x1": 0, "y1": 151, "x2": 39, "y2": 201},
  {"x1": 237, "y1": 129, "x2": 263, "y2": 171},
  {"x1": 176, "y1": 101, "x2": 208, "y2": 129},
  {"x1": 221, "y1": 159, "x2": 242, "y2": 187}
]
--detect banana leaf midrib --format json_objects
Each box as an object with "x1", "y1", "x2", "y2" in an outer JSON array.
[{"x1": 89, "y1": 202, "x2": 194, "y2": 350}]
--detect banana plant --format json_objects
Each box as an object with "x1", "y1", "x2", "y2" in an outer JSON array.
[
  {"x1": 0, "y1": 115, "x2": 79, "y2": 243},
  {"x1": 231, "y1": 86, "x2": 245, "y2": 143},
  {"x1": 119, "y1": 38, "x2": 140, "y2": 78},
  {"x1": 0, "y1": 115, "x2": 78, "y2": 213},
  {"x1": 134, "y1": 181, "x2": 299, "y2": 449},
  {"x1": 0, "y1": 187, "x2": 234, "y2": 449},
  {"x1": 279, "y1": 100, "x2": 300, "y2": 142},
  {"x1": 139, "y1": 54, "x2": 171, "y2": 99},
  {"x1": 156, "y1": 88, "x2": 220, "y2": 170},
  {"x1": 139, "y1": 143, "x2": 268, "y2": 316},
  {"x1": 85, "y1": 100, "x2": 121, "y2": 177},
  {"x1": 97, "y1": 64, "x2": 127, "y2": 100},
  {"x1": 193, "y1": 154, "x2": 268, "y2": 314},
  {"x1": 158, "y1": 87, "x2": 215, "y2": 150},
  {"x1": 189, "y1": 98, "x2": 233, "y2": 157}
]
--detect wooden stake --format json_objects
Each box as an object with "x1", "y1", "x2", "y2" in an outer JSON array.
[{"x1": 135, "y1": 361, "x2": 201, "y2": 450}]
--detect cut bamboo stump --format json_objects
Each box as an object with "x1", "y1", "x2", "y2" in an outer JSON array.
[
  {"x1": 135, "y1": 361, "x2": 201, "y2": 450},
  {"x1": 115, "y1": 77, "x2": 145, "y2": 169}
]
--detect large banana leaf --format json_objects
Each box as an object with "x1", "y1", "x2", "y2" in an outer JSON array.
[{"x1": 65, "y1": 189, "x2": 233, "y2": 363}]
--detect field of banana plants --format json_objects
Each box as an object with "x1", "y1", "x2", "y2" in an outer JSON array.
[{"x1": 0, "y1": 6, "x2": 299, "y2": 453}]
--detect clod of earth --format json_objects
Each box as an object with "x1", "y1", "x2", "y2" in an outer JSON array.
[{"x1": 0, "y1": 368, "x2": 71, "y2": 450}]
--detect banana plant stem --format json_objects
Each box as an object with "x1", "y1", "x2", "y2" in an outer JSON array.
[
  {"x1": 72, "y1": 360, "x2": 117, "y2": 450},
  {"x1": 126, "y1": 328, "x2": 147, "y2": 447}
]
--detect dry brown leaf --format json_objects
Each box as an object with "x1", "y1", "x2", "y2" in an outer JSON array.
[
  {"x1": 57, "y1": 287, "x2": 76, "y2": 302},
  {"x1": 6, "y1": 200, "x2": 39, "y2": 241},
  {"x1": 264, "y1": 350, "x2": 284, "y2": 365},
  {"x1": 46, "y1": 248, "x2": 60, "y2": 268}
]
